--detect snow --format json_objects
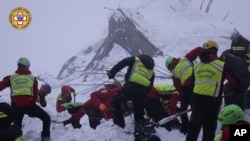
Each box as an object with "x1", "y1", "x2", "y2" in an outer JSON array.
[{"x1": 1, "y1": 0, "x2": 250, "y2": 141}]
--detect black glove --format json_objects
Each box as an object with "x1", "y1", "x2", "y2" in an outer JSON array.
[{"x1": 106, "y1": 70, "x2": 114, "y2": 79}]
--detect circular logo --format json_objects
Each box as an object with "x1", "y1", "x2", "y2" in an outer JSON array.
[{"x1": 9, "y1": 7, "x2": 31, "y2": 30}]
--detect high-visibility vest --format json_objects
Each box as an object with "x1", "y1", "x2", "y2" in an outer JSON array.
[
  {"x1": 128, "y1": 57, "x2": 154, "y2": 87},
  {"x1": 193, "y1": 60, "x2": 224, "y2": 97},
  {"x1": 214, "y1": 134, "x2": 221, "y2": 141},
  {"x1": 15, "y1": 135, "x2": 24, "y2": 141},
  {"x1": 172, "y1": 57, "x2": 193, "y2": 85},
  {"x1": 56, "y1": 94, "x2": 71, "y2": 109},
  {"x1": 154, "y1": 84, "x2": 178, "y2": 110},
  {"x1": 154, "y1": 84, "x2": 178, "y2": 95},
  {"x1": 10, "y1": 74, "x2": 34, "y2": 96}
]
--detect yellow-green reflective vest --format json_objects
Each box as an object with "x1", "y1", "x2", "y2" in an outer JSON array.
[
  {"x1": 128, "y1": 57, "x2": 154, "y2": 87},
  {"x1": 193, "y1": 60, "x2": 224, "y2": 97},
  {"x1": 214, "y1": 134, "x2": 221, "y2": 141},
  {"x1": 56, "y1": 94, "x2": 63, "y2": 109},
  {"x1": 155, "y1": 84, "x2": 178, "y2": 110},
  {"x1": 172, "y1": 57, "x2": 193, "y2": 85},
  {"x1": 15, "y1": 135, "x2": 24, "y2": 141},
  {"x1": 10, "y1": 74, "x2": 34, "y2": 96},
  {"x1": 154, "y1": 84, "x2": 179, "y2": 95}
]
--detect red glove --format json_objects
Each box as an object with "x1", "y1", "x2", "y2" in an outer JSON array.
[{"x1": 99, "y1": 103, "x2": 107, "y2": 111}]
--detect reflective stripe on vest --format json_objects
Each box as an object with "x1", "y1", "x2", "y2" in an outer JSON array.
[
  {"x1": 172, "y1": 57, "x2": 193, "y2": 85},
  {"x1": 10, "y1": 74, "x2": 34, "y2": 96},
  {"x1": 232, "y1": 46, "x2": 246, "y2": 51},
  {"x1": 154, "y1": 84, "x2": 178, "y2": 95},
  {"x1": 128, "y1": 57, "x2": 154, "y2": 87},
  {"x1": 160, "y1": 98, "x2": 169, "y2": 110},
  {"x1": 193, "y1": 60, "x2": 224, "y2": 97},
  {"x1": 0, "y1": 112, "x2": 7, "y2": 118}
]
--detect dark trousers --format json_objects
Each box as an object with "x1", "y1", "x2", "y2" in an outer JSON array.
[
  {"x1": 145, "y1": 98, "x2": 168, "y2": 121},
  {"x1": 224, "y1": 89, "x2": 246, "y2": 110},
  {"x1": 12, "y1": 102, "x2": 51, "y2": 137},
  {"x1": 145, "y1": 98, "x2": 172, "y2": 131},
  {"x1": 186, "y1": 95, "x2": 220, "y2": 141},
  {"x1": 180, "y1": 85, "x2": 193, "y2": 134},
  {"x1": 111, "y1": 83, "x2": 148, "y2": 128},
  {"x1": 0, "y1": 125, "x2": 23, "y2": 141},
  {"x1": 84, "y1": 106, "x2": 102, "y2": 129},
  {"x1": 186, "y1": 112, "x2": 218, "y2": 141}
]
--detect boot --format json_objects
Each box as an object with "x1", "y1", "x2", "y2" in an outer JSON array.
[
  {"x1": 134, "y1": 128, "x2": 145, "y2": 141},
  {"x1": 72, "y1": 121, "x2": 82, "y2": 129},
  {"x1": 135, "y1": 119, "x2": 156, "y2": 135},
  {"x1": 41, "y1": 136, "x2": 50, "y2": 141},
  {"x1": 145, "y1": 135, "x2": 161, "y2": 141},
  {"x1": 63, "y1": 118, "x2": 72, "y2": 126},
  {"x1": 41, "y1": 131, "x2": 50, "y2": 141},
  {"x1": 134, "y1": 119, "x2": 156, "y2": 141},
  {"x1": 70, "y1": 116, "x2": 82, "y2": 129}
]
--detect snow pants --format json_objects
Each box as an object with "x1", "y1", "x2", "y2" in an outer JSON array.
[
  {"x1": 111, "y1": 82, "x2": 149, "y2": 128},
  {"x1": 84, "y1": 106, "x2": 102, "y2": 129},
  {"x1": 11, "y1": 102, "x2": 51, "y2": 138},
  {"x1": 0, "y1": 125, "x2": 24, "y2": 141},
  {"x1": 186, "y1": 95, "x2": 221, "y2": 141},
  {"x1": 179, "y1": 85, "x2": 193, "y2": 134},
  {"x1": 224, "y1": 87, "x2": 246, "y2": 110}
]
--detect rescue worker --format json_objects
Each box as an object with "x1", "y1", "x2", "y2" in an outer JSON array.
[
  {"x1": 165, "y1": 46, "x2": 202, "y2": 134},
  {"x1": 186, "y1": 40, "x2": 238, "y2": 141},
  {"x1": 84, "y1": 81, "x2": 121, "y2": 129},
  {"x1": 0, "y1": 102, "x2": 24, "y2": 141},
  {"x1": 107, "y1": 53, "x2": 155, "y2": 141},
  {"x1": 56, "y1": 85, "x2": 83, "y2": 129},
  {"x1": 214, "y1": 104, "x2": 249, "y2": 141},
  {"x1": 220, "y1": 50, "x2": 250, "y2": 110},
  {"x1": 37, "y1": 84, "x2": 52, "y2": 107},
  {"x1": 0, "y1": 57, "x2": 51, "y2": 141},
  {"x1": 146, "y1": 83, "x2": 180, "y2": 131},
  {"x1": 230, "y1": 29, "x2": 250, "y2": 62}
]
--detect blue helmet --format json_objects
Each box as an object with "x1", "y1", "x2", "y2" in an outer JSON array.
[{"x1": 42, "y1": 84, "x2": 51, "y2": 94}]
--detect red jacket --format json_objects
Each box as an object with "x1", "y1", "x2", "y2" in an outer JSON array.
[
  {"x1": 84, "y1": 84, "x2": 120, "y2": 119},
  {"x1": 169, "y1": 47, "x2": 202, "y2": 94},
  {"x1": 0, "y1": 68, "x2": 38, "y2": 107},
  {"x1": 147, "y1": 87, "x2": 179, "y2": 115},
  {"x1": 56, "y1": 86, "x2": 75, "y2": 112}
]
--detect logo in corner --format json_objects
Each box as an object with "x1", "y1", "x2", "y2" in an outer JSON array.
[{"x1": 9, "y1": 7, "x2": 31, "y2": 30}]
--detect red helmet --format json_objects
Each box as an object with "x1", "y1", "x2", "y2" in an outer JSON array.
[{"x1": 61, "y1": 85, "x2": 70, "y2": 94}]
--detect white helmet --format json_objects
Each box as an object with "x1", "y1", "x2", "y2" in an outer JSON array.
[{"x1": 230, "y1": 28, "x2": 240, "y2": 40}]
